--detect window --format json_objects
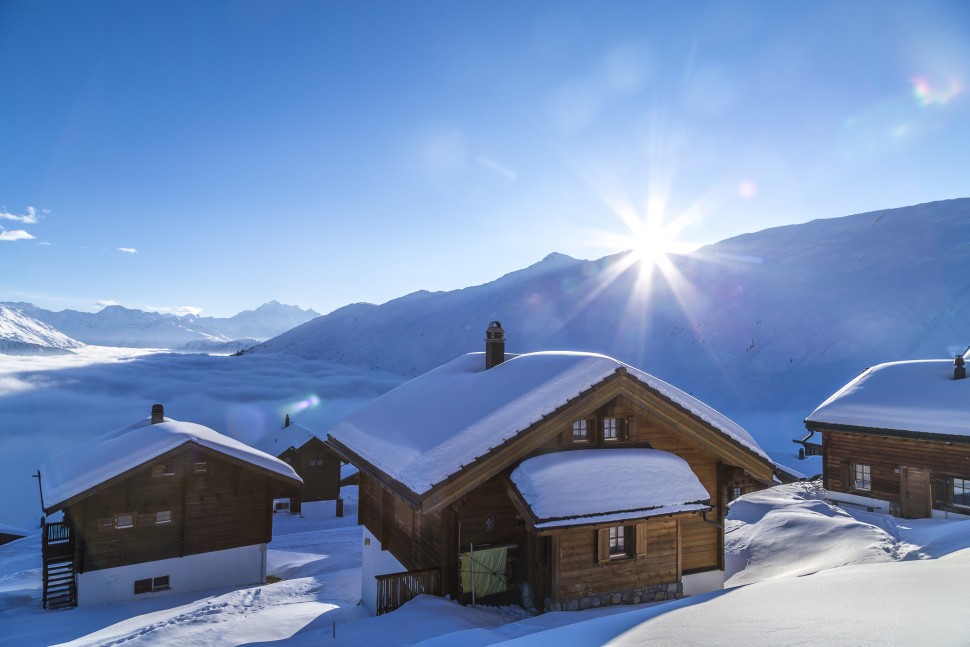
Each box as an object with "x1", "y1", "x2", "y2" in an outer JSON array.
[
  {"x1": 152, "y1": 463, "x2": 175, "y2": 478},
  {"x1": 853, "y1": 464, "x2": 872, "y2": 491},
  {"x1": 603, "y1": 418, "x2": 618, "y2": 441},
  {"x1": 571, "y1": 419, "x2": 589, "y2": 442},
  {"x1": 155, "y1": 510, "x2": 172, "y2": 525},
  {"x1": 134, "y1": 575, "x2": 170, "y2": 594},
  {"x1": 953, "y1": 478, "x2": 970, "y2": 508},
  {"x1": 114, "y1": 513, "x2": 135, "y2": 529},
  {"x1": 309, "y1": 458, "x2": 324, "y2": 467},
  {"x1": 608, "y1": 526, "x2": 628, "y2": 558},
  {"x1": 194, "y1": 461, "x2": 207, "y2": 473}
]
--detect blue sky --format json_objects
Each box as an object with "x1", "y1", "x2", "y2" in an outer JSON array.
[{"x1": 2, "y1": 0, "x2": 968, "y2": 317}]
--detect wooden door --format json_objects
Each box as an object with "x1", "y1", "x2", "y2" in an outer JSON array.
[{"x1": 900, "y1": 466, "x2": 932, "y2": 519}]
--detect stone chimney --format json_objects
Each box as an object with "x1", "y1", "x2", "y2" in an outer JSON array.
[
  {"x1": 485, "y1": 321, "x2": 506, "y2": 370},
  {"x1": 955, "y1": 355, "x2": 966, "y2": 380},
  {"x1": 151, "y1": 403, "x2": 165, "y2": 424}
]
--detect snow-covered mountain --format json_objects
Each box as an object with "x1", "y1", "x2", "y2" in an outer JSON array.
[
  {"x1": 1, "y1": 301, "x2": 318, "y2": 350},
  {"x1": 0, "y1": 305, "x2": 85, "y2": 355},
  {"x1": 252, "y1": 198, "x2": 970, "y2": 448},
  {"x1": 181, "y1": 301, "x2": 320, "y2": 341}
]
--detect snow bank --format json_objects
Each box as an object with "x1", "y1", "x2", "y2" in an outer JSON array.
[{"x1": 510, "y1": 449, "x2": 710, "y2": 527}]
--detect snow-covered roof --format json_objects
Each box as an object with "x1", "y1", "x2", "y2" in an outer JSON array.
[
  {"x1": 328, "y1": 351, "x2": 767, "y2": 496},
  {"x1": 510, "y1": 449, "x2": 710, "y2": 529},
  {"x1": 40, "y1": 415, "x2": 301, "y2": 511},
  {"x1": 254, "y1": 421, "x2": 319, "y2": 456},
  {"x1": 0, "y1": 521, "x2": 29, "y2": 537},
  {"x1": 806, "y1": 359, "x2": 970, "y2": 437}
]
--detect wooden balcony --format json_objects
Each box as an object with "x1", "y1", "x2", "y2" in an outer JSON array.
[{"x1": 375, "y1": 568, "x2": 441, "y2": 616}]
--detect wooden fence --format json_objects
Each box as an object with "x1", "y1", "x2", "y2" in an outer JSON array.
[{"x1": 375, "y1": 568, "x2": 441, "y2": 616}]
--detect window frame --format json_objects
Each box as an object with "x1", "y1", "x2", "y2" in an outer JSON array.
[
  {"x1": 152, "y1": 463, "x2": 176, "y2": 478},
  {"x1": 853, "y1": 463, "x2": 872, "y2": 491},
  {"x1": 571, "y1": 419, "x2": 589, "y2": 443},
  {"x1": 952, "y1": 477, "x2": 970, "y2": 508},
  {"x1": 602, "y1": 417, "x2": 619, "y2": 442},
  {"x1": 608, "y1": 525, "x2": 629, "y2": 559}
]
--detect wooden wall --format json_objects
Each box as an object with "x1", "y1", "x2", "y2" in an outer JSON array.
[
  {"x1": 70, "y1": 447, "x2": 278, "y2": 572},
  {"x1": 823, "y1": 429, "x2": 970, "y2": 513},
  {"x1": 554, "y1": 517, "x2": 680, "y2": 601},
  {"x1": 294, "y1": 441, "x2": 341, "y2": 503}
]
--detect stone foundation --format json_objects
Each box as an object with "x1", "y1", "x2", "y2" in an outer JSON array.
[{"x1": 545, "y1": 581, "x2": 682, "y2": 612}]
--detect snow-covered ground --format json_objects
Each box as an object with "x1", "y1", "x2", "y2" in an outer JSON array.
[{"x1": 2, "y1": 483, "x2": 970, "y2": 646}]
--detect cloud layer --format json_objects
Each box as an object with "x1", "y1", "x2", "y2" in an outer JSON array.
[{"x1": 0, "y1": 348, "x2": 405, "y2": 529}]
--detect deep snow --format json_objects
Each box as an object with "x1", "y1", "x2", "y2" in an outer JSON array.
[{"x1": 1, "y1": 484, "x2": 969, "y2": 646}]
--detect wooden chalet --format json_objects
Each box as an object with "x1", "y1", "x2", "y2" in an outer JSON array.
[
  {"x1": 37, "y1": 404, "x2": 301, "y2": 609},
  {"x1": 257, "y1": 417, "x2": 343, "y2": 516},
  {"x1": 806, "y1": 355, "x2": 970, "y2": 519},
  {"x1": 328, "y1": 322, "x2": 774, "y2": 615}
]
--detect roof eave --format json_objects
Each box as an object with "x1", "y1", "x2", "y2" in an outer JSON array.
[{"x1": 804, "y1": 420, "x2": 970, "y2": 445}]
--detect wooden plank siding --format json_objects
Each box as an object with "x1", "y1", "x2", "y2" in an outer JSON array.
[
  {"x1": 68, "y1": 447, "x2": 277, "y2": 573},
  {"x1": 349, "y1": 386, "x2": 772, "y2": 610},
  {"x1": 555, "y1": 517, "x2": 680, "y2": 601},
  {"x1": 822, "y1": 428, "x2": 970, "y2": 514}
]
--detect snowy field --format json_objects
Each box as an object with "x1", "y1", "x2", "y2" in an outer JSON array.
[{"x1": 2, "y1": 483, "x2": 970, "y2": 646}]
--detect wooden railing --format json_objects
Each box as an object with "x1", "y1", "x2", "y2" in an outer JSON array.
[{"x1": 375, "y1": 568, "x2": 441, "y2": 616}]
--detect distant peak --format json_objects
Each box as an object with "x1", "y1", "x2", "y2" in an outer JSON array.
[{"x1": 541, "y1": 252, "x2": 577, "y2": 263}]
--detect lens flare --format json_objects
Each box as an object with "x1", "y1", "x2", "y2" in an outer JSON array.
[
  {"x1": 286, "y1": 394, "x2": 320, "y2": 416},
  {"x1": 910, "y1": 76, "x2": 962, "y2": 107}
]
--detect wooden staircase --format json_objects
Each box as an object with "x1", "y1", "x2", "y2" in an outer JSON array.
[{"x1": 42, "y1": 521, "x2": 77, "y2": 609}]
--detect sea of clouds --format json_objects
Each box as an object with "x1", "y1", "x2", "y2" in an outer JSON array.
[{"x1": 0, "y1": 348, "x2": 406, "y2": 530}]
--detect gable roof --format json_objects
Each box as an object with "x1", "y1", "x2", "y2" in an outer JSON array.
[
  {"x1": 806, "y1": 359, "x2": 970, "y2": 440},
  {"x1": 254, "y1": 421, "x2": 319, "y2": 456},
  {"x1": 328, "y1": 351, "x2": 770, "y2": 504},
  {"x1": 509, "y1": 448, "x2": 710, "y2": 529},
  {"x1": 40, "y1": 415, "x2": 302, "y2": 512}
]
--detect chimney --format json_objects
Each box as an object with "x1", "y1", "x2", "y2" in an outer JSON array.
[
  {"x1": 955, "y1": 356, "x2": 966, "y2": 380},
  {"x1": 284, "y1": 414, "x2": 291, "y2": 428},
  {"x1": 151, "y1": 403, "x2": 165, "y2": 424},
  {"x1": 485, "y1": 321, "x2": 506, "y2": 370}
]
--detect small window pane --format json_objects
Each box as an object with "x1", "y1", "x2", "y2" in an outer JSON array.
[
  {"x1": 155, "y1": 510, "x2": 172, "y2": 525},
  {"x1": 134, "y1": 578, "x2": 152, "y2": 594},
  {"x1": 572, "y1": 420, "x2": 588, "y2": 442},
  {"x1": 152, "y1": 463, "x2": 175, "y2": 478},
  {"x1": 853, "y1": 464, "x2": 871, "y2": 491},
  {"x1": 609, "y1": 526, "x2": 627, "y2": 557},
  {"x1": 194, "y1": 462, "x2": 207, "y2": 473},
  {"x1": 115, "y1": 513, "x2": 134, "y2": 529},
  {"x1": 953, "y1": 478, "x2": 970, "y2": 507},
  {"x1": 153, "y1": 575, "x2": 170, "y2": 591},
  {"x1": 603, "y1": 418, "x2": 618, "y2": 441}
]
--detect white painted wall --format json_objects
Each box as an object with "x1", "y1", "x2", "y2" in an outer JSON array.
[
  {"x1": 683, "y1": 569, "x2": 725, "y2": 596},
  {"x1": 360, "y1": 526, "x2": 405, "y2": 616},
  {"x1": 301, "y1": 500, "x2": 338, "y2": 518},
  {"x1": 77, "y1": 543, "x2": 266, "y2": 606},
  {"x1": 826, "y1": 491, "x2": 892, "y2": 513}
]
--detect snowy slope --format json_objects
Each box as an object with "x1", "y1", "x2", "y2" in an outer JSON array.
[
  {"x1": 183, "y1": 300, "x2": 320, "y2": 341},
  {"x1": 0, "y1": 305, "x2": 84, "y2": 355},
  {"x1": 2, "y1": 301, "x2": 318, "y2": 349},
  {"x1": 253, "y1": 198, "x2": 970, "y2": 458},
  {"x1": 3, "y1": 484, "x2": 969, "y2": 646}
]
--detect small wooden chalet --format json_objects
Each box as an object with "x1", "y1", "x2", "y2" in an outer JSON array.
[
  {"x1": 327, "y1": 322, "x2": 774, "y2": 615},
  {"x1": 257, "y1": 417, "x2": 343, "y2": 516},
  {"x1": 37, "y1": 404, "x2": 301, "y2": 609},
  {"x1": 806, "y1": 354, "x2": 970, "y2": 519}
]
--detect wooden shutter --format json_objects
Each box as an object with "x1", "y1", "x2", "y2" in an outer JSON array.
[
  {"x1": 596, "y1": 528, "x2": 611, "y2": 564},
  {"x1": 635, "y1": 523, "x2": 648, "y2": 559},
  {"x1": 840, "y1": 462, "x2": 851, "y2": 491}
]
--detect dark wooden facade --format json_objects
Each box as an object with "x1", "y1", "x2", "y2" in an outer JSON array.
[
  {"x1": 50, "y1": 443, "x2": 295, "y2": 575},
  {"x1": 277, "y1": 437, "x2": 342, "y2": 514},
  {"x1": 340, "y1": 371, "x2": 773, "y2": 611},
  {"x1": 814, "y1": 426, "x2": 970, "y2": 518}
]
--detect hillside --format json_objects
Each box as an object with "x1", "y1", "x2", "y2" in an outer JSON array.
[
  {"x1": 0, "y1": 305, "x2": 84, "y2": 355},
  {"x1": 1, "y1": 301, "x2": 319, "y2": 349},
  {"x1": 252, "y1": 198, "x2": 970, "y2": 454}
]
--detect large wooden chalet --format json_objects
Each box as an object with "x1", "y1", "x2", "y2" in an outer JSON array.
[
  {"x1": 806, "y1": 355, "x2": 970, "y2": 519},
  {"x1": 328, "y1": 322, "x2": 774, "y2": 615},
  {"x1": 37, "y1": 405, "x2": 301, "y2": 608},
  {"x1": 257, "y1": 417, "x2": 343, "y2": 516}
]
